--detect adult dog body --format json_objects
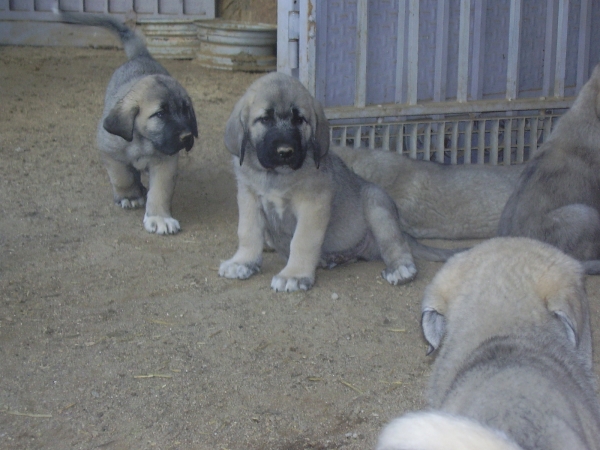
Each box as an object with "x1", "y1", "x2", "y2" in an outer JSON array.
[
  {"x1": 377, "y1": 238, "x2": 600, "y2": 450},
  {"x1": 58, "y1": 11, "x2": 198, "y2": 234},
  {"x1": 333, "y1": 146, "x2": 523, "y2": 239},
  {"x1": 498, "y1": 64, "x2": 600, "y2": 271},
  {"x1": 219, "y1": 73, "x2": 458, "y2": 292}
]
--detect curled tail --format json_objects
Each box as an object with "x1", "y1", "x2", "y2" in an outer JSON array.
[
  {"x1": 404, "y1": 234, "x2": 469, "y2": 262},
  {"x1": 55, "y1": 9, "x2": 150, "y2": 60}
]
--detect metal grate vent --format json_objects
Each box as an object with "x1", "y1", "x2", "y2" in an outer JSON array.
[{"x1": 330, "y1": 111, "x2": 565, "y2": 165}]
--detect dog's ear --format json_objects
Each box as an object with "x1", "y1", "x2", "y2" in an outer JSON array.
[
  {"x1": 420, "y1": 254, "x2": 466, "y2": 355},
  {"x1": 421, "y1": 307, "x2": 446, "y2": 356},
  {"x1": 310, "y1": 97, "x2": 330, "y2": 168},
  {"x1": 104, "y1": 100, "x2": 139, "y2": 141},
  {"x1": 537, "y1": 263, "x2": 588, "y2": 348},
  {"x1": 187, "y1": 103, "x2": 198, "y2": 138},
  {"x1": 224, "y1": 93, "x2": 251, "y2": 163}
]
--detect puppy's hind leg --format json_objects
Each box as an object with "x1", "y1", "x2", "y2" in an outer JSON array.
[
  {"x1": 101, "y1": 153, "x2": 146, "y2": 209},
  {"x1": 362, "y1": 185, "x2": 417, "y2": 285}
]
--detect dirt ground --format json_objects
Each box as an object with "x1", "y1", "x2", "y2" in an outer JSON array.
[{"x1": 1, "y1": 46, "x2": 600, "y2": 450}]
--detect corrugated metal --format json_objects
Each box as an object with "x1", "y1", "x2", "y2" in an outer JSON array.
[{"x1": 278, "y1": 0, "x2": 600, "y2": 164}]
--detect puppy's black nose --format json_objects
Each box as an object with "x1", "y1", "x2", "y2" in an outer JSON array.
[
  {"x1": 181, "y1": 132, "x2": 194, "y2": 151},
  {"x1": 277, "y1": 146, "x2": 294, "y2": 159}
]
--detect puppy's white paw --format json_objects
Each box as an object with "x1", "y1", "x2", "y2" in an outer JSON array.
[
  {"x1": 271, "y1": 275, "x2": 314, "y2": 292},
  {"x1": 219, "y1": 260, "x2": 260, "y2": 279},
  {"x1": 118, "y1": 197, "x2": 145, "y2": 209},
  {"x1": 143, "y1": 214, "x2": 180, "y2": 235},
  {"x1": 382, "y1": 263, "x2": 417, "y2": 285}
]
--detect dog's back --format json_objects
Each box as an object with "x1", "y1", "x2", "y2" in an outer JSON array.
[{"x1": 435, "y1": 327, "x2": 600, "y2": 450}]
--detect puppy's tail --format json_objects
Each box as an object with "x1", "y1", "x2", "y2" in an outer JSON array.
[
  {"x1": 376, "y1": 412, "x2": 522, "y2": 450},
  {"x1": 582, "y1": 260, "x2": 600, "y2": 275},
  {"x1": 54, "y1": 8, "x2": 150, "y2": 60},
  {"x1": 404, "y1": 234, "x2": 468, "y2": 262}
]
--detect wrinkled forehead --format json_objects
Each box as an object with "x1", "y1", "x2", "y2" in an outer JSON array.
[
  {"x1": 248, "y1": 76, "x2": 314, "y2": 118},
  {"x1": 138, "y1": 75, "x2": 190, "y2": 104}
]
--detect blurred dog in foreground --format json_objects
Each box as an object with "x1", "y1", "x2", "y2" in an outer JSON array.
[
  {"x1": 57, "y1": 10, "x2": 198, "y2": 234},
  {"x1": 377, "y1": 238, "x2": 600, "y2": 450}
]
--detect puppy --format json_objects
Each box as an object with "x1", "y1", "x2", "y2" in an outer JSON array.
[
  {"x1": 219, "y1": 73, "x2": 461, "y2": 292},
  {"x1": 333, "y1": 146, "x2": 523, "y2": 239},
  {"x1": 377, "y1": 238, "x2": 600, "y2": 450},
  {"x1": 58, "y1": 11, "x2": 198, "y2": 234},
  {"x1": 498, "y1": 64, "x2": 600, "y2": 272}
]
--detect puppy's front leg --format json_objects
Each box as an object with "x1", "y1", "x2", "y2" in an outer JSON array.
[
  {"x1": 144, "y1": 154, "x2": 180, "y2": 234},
  {"x1": 219, "y1": 184, "x2": 265, "y2": 280},
  {"x1": 271, "y1": 194, "x2": 332, "y2": 292}
]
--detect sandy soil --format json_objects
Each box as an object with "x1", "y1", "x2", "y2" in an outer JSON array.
[{"x1": 1, "y1": 46, "x2": 600, "y2": 450}]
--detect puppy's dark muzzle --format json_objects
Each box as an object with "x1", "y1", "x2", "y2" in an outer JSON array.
[
  {"x1": 256, "y1": 127, "x2": 305, "y2": 170},
  {"x1": 157, "y1": 131, "x2": 194, "y2": 156}
]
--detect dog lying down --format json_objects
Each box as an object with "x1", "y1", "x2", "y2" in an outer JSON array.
[
  {"x1": 218, "y1": 73, "x2": 463, "y2": 292},
  {"x1": 333, "y1": 146, "x2": 523, "y2": 240},
  {"x1": 377, "y1": 238, "x2": 600, "y2": 450},
  {"x1": 498, "y1": 64, "x2": 600, "y2": 273}
]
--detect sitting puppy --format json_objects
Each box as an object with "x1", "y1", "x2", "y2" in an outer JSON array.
[
  {"x1": 219, "y1": 73, "x2": 461, "y2": 292},
  {"x1": 58, "y1": 11, "x2": 198, "y2": 234},
  {"x1": 377, "y1": 238, "x2": 600, "y2": 450},
  {"x1": 498, "y1": 64, "x2": 600, "y2": 272},
  {"x1": 333, "y1": 146, "x2": 523, "y2": 239}
]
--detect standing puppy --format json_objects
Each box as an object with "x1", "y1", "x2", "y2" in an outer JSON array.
[
  {"x1": 377, "y1": 238, "x2": 600, "y2": 450},
  {"x1": 498, "y1": 64, "x2": 600, "y2": 271},
  {"x1": 58, "y1": 11, "x2": 198, "y2": 234},
  {"x1": 219, "y1": 73, "x2": 459, "y2": 292}
]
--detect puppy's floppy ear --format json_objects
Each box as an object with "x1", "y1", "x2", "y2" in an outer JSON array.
[
  {"x1": 421, "y1": 307, "x2": 446, "y2": 356},
  {"x1": 224, "y1": 92, "x2": 251, "y2": 163},
  {"x1": 187, "y1": 102, "x2": 199, "y2": 138},
  {"x1": 536, "y1": 260, "x2": 588, "y2": 348},
  {"x1": 104, "y1": 99, "x2": 139, "y2": 142},
  {"x1": 310, "y1": 96, "x2": 330, "y2": 169},
  {"x1": 420, "y1": 254, "x2": 465, "y2": 355}
]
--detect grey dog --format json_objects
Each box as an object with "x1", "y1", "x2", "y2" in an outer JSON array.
[
  {"x1": 219, "y1": 72, "x2": 460, "y2": 292},
  {"x1": 498, "y1": 64, "x2": 600, "y2": 272},
  {"x1": 58, "y1": 11, "x2": 198, "y2": 234},
  {"x1": 377, "y1": 238, "x2": 600, "y2": 450},
  {"x1": 334, "y1": 146, "x2": 523, "y2": 240}
]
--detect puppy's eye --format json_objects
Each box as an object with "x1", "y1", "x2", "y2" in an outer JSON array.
[
  {"x1": 151, "y1": 105, "x2": 170, "y2": 119},
  {"x1": 291, "y1": 115, "x2": 306, "y2": 126},
  {"x1": 258, "y1": 116, "x2": 273, "y2": 125}
]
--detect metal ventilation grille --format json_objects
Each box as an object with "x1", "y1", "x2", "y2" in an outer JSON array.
[{"x1": 330, "y1": 111, "x2": 564, "y2": 165}]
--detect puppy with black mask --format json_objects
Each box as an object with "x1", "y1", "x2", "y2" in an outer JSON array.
[
  {"x1": 57, "y1": 10, "x2": 198, "y2": 234},
  {"x1": 219, "y1": 72, "x2": 463, "y2": 292}
]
